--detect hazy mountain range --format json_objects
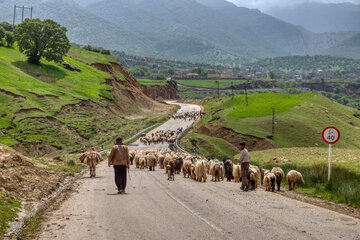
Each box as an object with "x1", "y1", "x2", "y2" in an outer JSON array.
[
  {"x1": 0, "y1": 0, "x2": 359, "y2": 64},
  {"x1": 267, "y1": 2, "x2": 360, "y2": 33}
]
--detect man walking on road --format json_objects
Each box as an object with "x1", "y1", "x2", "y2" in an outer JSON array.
[
  {"x1": 108, "y1": 138, "x2": 130, "y2": 194},
  {"x1": 236, "y1": 142, "x2": 250, "y2": 191}
]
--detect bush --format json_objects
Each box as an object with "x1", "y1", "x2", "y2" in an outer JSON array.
[
  {"x1": 101, "y1": 49, "x2": 111, "y2": 55},
  {"x1": 5, "y1": 31, "x2": 14, "y2": 47}
]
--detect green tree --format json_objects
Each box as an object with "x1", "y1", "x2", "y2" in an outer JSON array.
[
  {"x1": 269, "y1": 71, "x2": 276, "y2": 80},
  {"x1": 0, "y1": 22, "x2": 13, "y2": 32},
  {"x1": 0, "y1": 26, "x2": 5, "y2": 41},
  {"x1": 5, "y1": 32, "x2": 15, "y2": 47},
  {"x1": 14, "y1": 19, "x2": 70, "y2": 65}
]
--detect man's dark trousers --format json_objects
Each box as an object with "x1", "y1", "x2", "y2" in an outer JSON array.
[{"x1": 114, "y1": 165, "x2": 127, "y2": 191}]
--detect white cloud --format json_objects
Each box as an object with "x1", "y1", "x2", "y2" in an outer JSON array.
[{"x1": 227, "y1": 0, "x2": 360, "y2": 11}]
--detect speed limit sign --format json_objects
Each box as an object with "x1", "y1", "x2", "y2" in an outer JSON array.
[
  {"x1": 322, "y1": 126, "x2": 340, "y2": 181},
  {"x1": 322, "y1": 127, "x2": 340, "y2": 144}
]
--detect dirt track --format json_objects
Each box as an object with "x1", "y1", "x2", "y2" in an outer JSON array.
[{"x1": 37, "y1": 103, "x2": 360, "y2": 240}]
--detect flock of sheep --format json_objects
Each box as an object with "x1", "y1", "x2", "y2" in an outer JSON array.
[
  {"x1": 130, "y1": 149, "x2": 304, "y2": 191},
  {"x1": 139, "y1": 129, "x2": 183, "y2": 145},
  {"x1": 171, "y1": 112, "x2": 203, "y2": 121}
]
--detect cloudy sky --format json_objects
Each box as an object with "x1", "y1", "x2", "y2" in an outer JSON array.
[{"x1": 227, "y1": 0, "x2": 360, "y2": 11}]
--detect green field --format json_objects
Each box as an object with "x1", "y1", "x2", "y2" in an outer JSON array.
[
  {"x1": 177, "y1": 79, "x2": 247, "y2": 88},
  {"x1": 137, "y1": 79, "x2": 166, "y2": 86},
  {"x1": 195, "y1": 93, "x2": 360, "y2": 149}
]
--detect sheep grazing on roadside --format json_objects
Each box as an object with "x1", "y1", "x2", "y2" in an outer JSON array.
[
  {"x1": 80, "y1": 151, "x2": 103, "y2": 178},
  {"x1": 261, "y1": 168, "x2": 270, "y2": 185},
  {"x1": 233, "y1": 164, "x2": 241, "y2": 182},
  {"x1": 286, "y1": 170, "x2": 304, "y2": 191},
  {"x1": 167, "y1": 165, "x2": 175, "y2": 181},
  {"x1": 146, "y1": 153, "x2": 157, "y2": 171},
  {"x1": 271, "y1": 167, "x2": 284, "y2": 191},
  {"x1": 264, "y1": 172, "x2": 276, "y2": 192},
  {"x1": 224, "y1": 160, "x2": 233, "y2": 182},
  {"x1": 211, "y1": 162, "x2": 221, "y2": 182},
  {"x1": 195, "y1": 160, "x2": 207, "y2": 182},
  {"x1": 183, "y1": 160, "x2": 192, "y2": 178}
]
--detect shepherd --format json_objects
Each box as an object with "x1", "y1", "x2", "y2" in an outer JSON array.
[
  {"x1": 235, "y1": 142, "x2": 250, "y2": 191},
  {"x1": 108, "y1": 137, "x2": 130, "y2": 194}
]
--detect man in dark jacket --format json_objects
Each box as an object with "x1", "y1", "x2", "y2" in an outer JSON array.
[{"x1": 108, "y1": 138, "x2": 130, "y2": 194}]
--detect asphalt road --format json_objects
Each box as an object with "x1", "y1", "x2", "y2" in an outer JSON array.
[{"x1": 38, "y1": 103, "x2": 360, "y2": 240}]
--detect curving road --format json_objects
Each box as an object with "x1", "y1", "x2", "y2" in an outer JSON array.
[{"x1": 37, "y1": 102, "x2": 360, "y2": 240}]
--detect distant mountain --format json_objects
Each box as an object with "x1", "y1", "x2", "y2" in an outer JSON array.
[
  {"x1": 267, "y1": 2, "x2": 360, "y2": 33},
  {"x1": 324, "y1": 33, "x2": 360, "y2": 59},
  {"x1": 0, "y1": 0, "x2": 358, "y2": 64},
  {"x1": 0, "y1": 0, "x2": 153, "y2": 56},
  {"x1": 196, "y1": 0, "x2": 356, "y2": 55},
  {"x1": 84, "y1": 0, "x2": 282, "y2": 60}
]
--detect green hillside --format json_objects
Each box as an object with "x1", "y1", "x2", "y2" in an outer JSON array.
[
  {"x1": 184, "y1": 93, "x2": 360, "y2": 159},
  {"x1": 0, "y1": 45, "x2": 168, "y2": 156}
]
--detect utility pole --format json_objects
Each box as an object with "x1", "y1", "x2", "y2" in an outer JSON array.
[
  {"x1": 13, "y1": 5, "x2": 33, "y2": 30},
  {"x1": 272, "y1": 107, "x2": 275, "y2": 137}
]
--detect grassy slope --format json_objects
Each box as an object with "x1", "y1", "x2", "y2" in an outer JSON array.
[
  {"x1": 196, "y1": 93, "x2": 360, "y2": 149},
  {"x1": 0, "y1": 193, "x2": 21, "y2": 237},
  {"x1": 0, "y1": 45, "x2": 165, "y2": 155}
]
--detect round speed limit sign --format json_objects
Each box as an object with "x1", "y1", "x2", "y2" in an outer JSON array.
[{"x1": 322, "y1": 127, "x2": 340, "y2": 144}]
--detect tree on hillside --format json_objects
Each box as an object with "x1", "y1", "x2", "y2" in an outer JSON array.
[
  {"x1": 269, "y1": 71, "x2": 276, "y2": 80},
  {"x1": 5, "y1": 32, "x2": 15, "y2": 47},
  {"x1": 14, "y1": 19, "x2": 70, "y2": 65},
  {"x1": 0, "y1": 26, "x2": 5, "y2": 43},
  {"x1": 191, "y1": 67, "x2": 207, "y2": 76},
  {"x1": 0, "y1": 22, "x2": 13, "y2": 32}
]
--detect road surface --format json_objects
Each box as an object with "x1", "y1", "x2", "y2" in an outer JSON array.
[
  {"x1": 130, "y1": 102, "x2": 200, "y2": 151},
  {"x1": 38, "y1": 102, "x2": 360, "y2": 240}
]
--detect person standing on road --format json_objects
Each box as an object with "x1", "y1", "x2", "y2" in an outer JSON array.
[
  {"x1": 108, "y1": 138, "x2": 130, "y2": 194},
  {"x1": 235, "y1": 142, "x2": 250, "y2": 191}
]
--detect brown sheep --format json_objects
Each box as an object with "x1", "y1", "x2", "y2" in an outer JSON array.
[
  {"x1": 233, "y1": 164, "x2": 241, "y2": 182},
  {"x1": 183, "y1": 160, "x2": 192, "y2": 178},
  {"x1": 195, "y1": 160, "x2": 207, "y2": 182},
  {"x1": 264, "y1": 172, "x2": 276, "y2": 192},
  {"x1": 190, "y1": 164, "x2": 196, "y2": 180},
  {"x1": 271, "y1": 167, "x2": 284, "y2": 191},
  {"x1": 158, "y1": 155, "x2": 165, "y2": 169},
  {"x1": 211, "y1": 163, "x2": 221, "y2": 182},
  {"x1": 261, "y1": 168, "x2": 270, "y2": 185},
  {"x1": 167, "y1": 165, "x2": 175, "y2": 181},
  {"x1": 286, "y1": 170, "x2": 304, "y2": 190},
  {"x1": 146, "y1": 153, "x2": 157, "y2": 171},
  {"x1": 249, "y1": 166, "x2": 259, "y2": 189},
  {"x1": 139, "y1": 157, "x2": 146, "y2": 169}
]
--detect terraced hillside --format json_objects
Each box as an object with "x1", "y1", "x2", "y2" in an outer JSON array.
[
  {"x1": 184, "y1": 93, "x2": 360, "y2": 160},
  {"x1": 0, "y1": 45, "x2": 172, "y2": 156}
]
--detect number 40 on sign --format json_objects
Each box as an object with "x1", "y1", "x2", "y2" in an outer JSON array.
[{"x1": 322, "y1": 127, "x2": 340, "y2": 181}]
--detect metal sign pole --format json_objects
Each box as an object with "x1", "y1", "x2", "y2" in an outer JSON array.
[{"x1": 328, "y1": 144, "x2": 331, "y2": 181}]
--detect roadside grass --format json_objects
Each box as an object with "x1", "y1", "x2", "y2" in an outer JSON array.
[
  {"x1": 0, "y1": 193, "x2": 21, "y2": 237},
  {"x1": 137, "y1": 79, "x2": 166, "y2": 86},
  {"x1": 13, "y1": 210, "x2": 44, "y2": 240},
  {"x1": 185, "y1": 133, "x2": 239, "y2": 160},
  {"x1": 197, "y1": 93, "x2": 360, "y2": 148},
  {"x1": 236, "y1": 147, "x2": 360, "y2": 208}
]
